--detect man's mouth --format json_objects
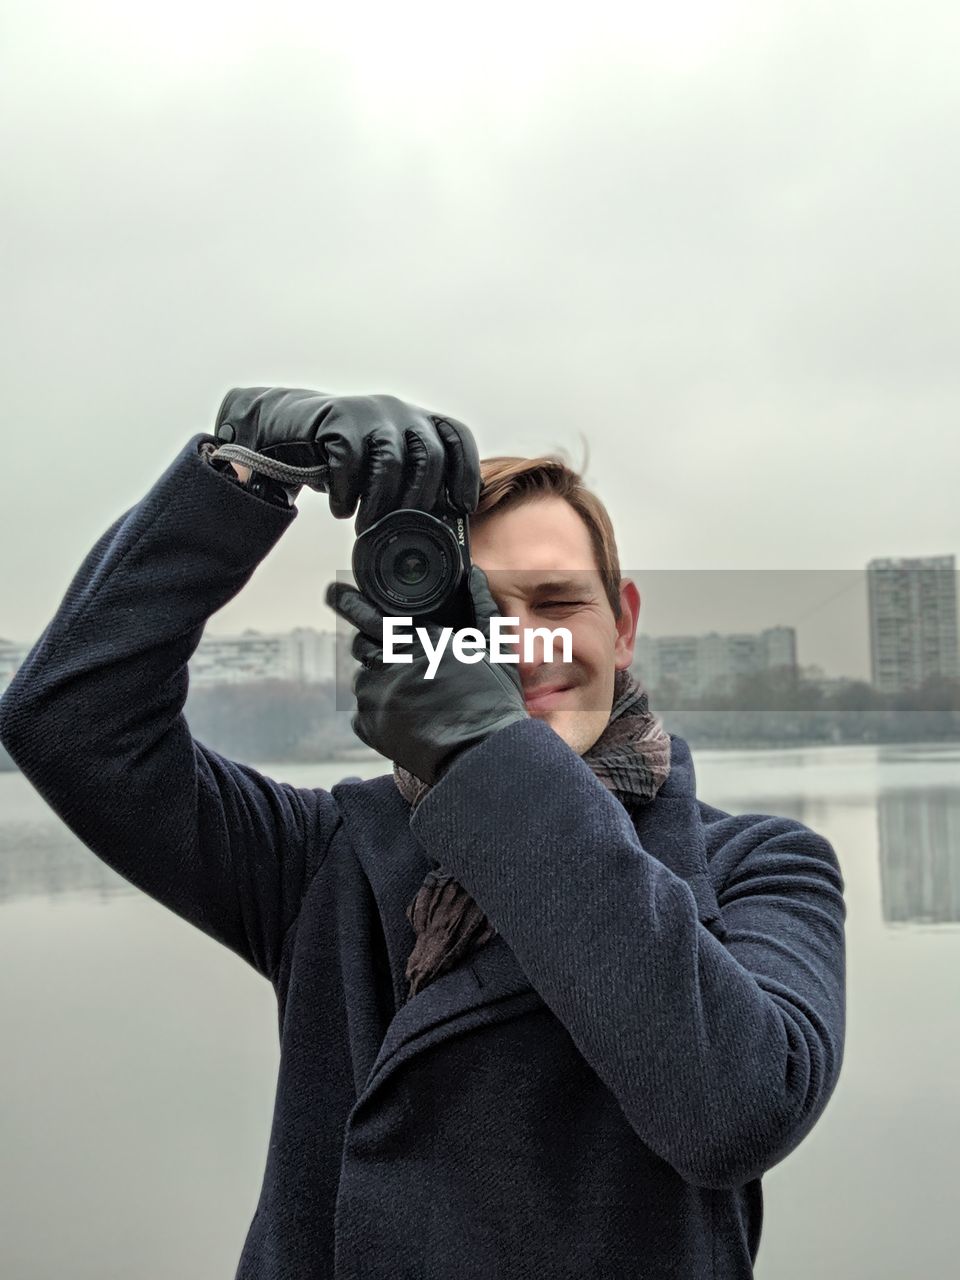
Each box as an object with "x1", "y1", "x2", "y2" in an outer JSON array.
[{"x1": 523, "y1": 684, "x2": 573, "y2": 712}]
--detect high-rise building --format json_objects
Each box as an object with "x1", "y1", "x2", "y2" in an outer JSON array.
[{"x1": 867, "y1": 555, "x2": 958, "y2": 694}]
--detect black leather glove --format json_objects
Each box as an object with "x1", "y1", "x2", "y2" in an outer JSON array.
[
  {"x1": 326, "y1": 566, "x2": 530, "y2": 784},
  {"x1": 214, "y1": 386, "x2": 480, "y2": 533}
]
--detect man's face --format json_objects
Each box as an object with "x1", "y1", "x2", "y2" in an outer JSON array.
[{"x1": 469, "y1": 495, "x2": 641, "y2": 756}]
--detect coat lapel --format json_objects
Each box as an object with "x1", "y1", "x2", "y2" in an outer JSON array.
[
  {"x1": 331, "y1": 773, "x2": 544, "y2": 1116},
  {"x1": 331, "y1": 733, "x2": 725, "y2": 1113}
]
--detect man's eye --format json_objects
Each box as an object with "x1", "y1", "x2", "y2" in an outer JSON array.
[{"x1": 540, "y1": 600, "x2": 583, "y2": 608}]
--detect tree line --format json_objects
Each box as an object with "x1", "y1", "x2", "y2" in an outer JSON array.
[{"x1": 2, "y1": 667, "x2": 959, "y2": 771}]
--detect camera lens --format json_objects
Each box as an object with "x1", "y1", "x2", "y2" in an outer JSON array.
[
  {"x1": 382, "y1": 533, "x2": 443, "y2": 600},
  {"x1": 395, "y1": 549, "x2": 429, "y2": 586},
  {"x1": 352, "y1": 509, "x2": 465, "y2": 617}
]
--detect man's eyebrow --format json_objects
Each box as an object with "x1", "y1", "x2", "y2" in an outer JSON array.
[{"x1": 520, "y1": 576, "x2": 594, "y2": 595}]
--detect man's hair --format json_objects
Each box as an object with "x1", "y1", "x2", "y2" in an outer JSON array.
[{"x1": 474, "y1": 453, "x2": 623, "y2": 620}]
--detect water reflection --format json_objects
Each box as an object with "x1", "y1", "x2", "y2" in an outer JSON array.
[
  {"x1": 878, "y1": 788, "x2": 960, "y2": 926},
  {"x1": 4, "y1": 749, "x2": 960, "y2": 929},
  {"x1": 1, "y1": 745, "x2": 959, "y2": 1280},
  {"x1": 693, "y1": 741, "x2": 960, "y2": 932},
  {"x1": 0, "y1": 819, "x2": 131, "y2": 905}
]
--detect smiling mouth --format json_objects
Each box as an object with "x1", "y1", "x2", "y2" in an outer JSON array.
[{"x1": 523, "y1": 685, "x2": 572, "y2": 709}]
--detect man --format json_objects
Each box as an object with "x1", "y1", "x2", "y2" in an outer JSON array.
[{"x1": 0, "y1": 387, "x2": 846, "y2": 1279}]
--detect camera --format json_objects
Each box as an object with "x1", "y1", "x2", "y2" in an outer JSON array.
[{"x1": 352, "y1": 494, "x2": 474, "y2": 630}]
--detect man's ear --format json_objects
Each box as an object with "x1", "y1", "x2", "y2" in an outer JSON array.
[{"x1": 614, "y1": 578, "x2": 641, "y2": 670}]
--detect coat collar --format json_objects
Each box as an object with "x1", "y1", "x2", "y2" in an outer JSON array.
[{"x1": 331, "y1": 732, "x2": 724, "y2": 1114}]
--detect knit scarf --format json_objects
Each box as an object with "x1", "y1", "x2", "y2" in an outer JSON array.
[{"x1": 392, "y1": 667, "x2": 671, "y2": 1000}]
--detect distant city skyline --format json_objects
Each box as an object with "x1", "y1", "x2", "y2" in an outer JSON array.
[
  {"x1": 204, "y1": 560, "x2": 959, "y2": 686},
  {"x1": 5, "y1": 555, "x2": 958, "y2": 693}
]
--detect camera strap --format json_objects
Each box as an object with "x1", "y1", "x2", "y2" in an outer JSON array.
[{"x1": 207, "y1": 443, "x2": 331, "y2": 491}]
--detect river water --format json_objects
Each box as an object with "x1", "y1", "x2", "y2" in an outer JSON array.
[{"x1": 1, "y1": 742, "x2": 958, "y2": 1278}]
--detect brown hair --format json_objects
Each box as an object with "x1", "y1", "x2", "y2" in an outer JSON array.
[{"x1": 474, "y1": 451, "x2": 623, "y2": 620}]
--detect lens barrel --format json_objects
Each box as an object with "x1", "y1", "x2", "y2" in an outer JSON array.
[{"x1": 352, "y1": 509, "x2": 465, "y2": 617}]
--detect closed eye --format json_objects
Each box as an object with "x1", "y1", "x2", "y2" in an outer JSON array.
[{"x1": 540, "y1": 600, "x2": 584, "y2": 608}]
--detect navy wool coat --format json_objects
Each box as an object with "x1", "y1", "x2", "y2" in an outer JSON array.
[{"x1": 0, "y1": 435, "x2": 847, "y2": 1280}]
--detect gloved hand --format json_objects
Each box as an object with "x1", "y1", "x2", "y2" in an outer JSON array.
[
  {"x1": 326, "y1": 565, "x2": 530, "y2": 785},
  {"x1": 214, "y1": 386, "x2": 480, "y2": 533}
]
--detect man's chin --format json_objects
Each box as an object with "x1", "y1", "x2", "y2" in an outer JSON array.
[{"x1": 529, "y1": 705, "x2": 603, "y2": 757}]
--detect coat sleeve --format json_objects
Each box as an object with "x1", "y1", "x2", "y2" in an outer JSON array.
[
  {"x1": 0, "y1": 434, "x2": 342, "y2": 984},
  {"x1": 409, "y1": 716, "x2": 847, "y2": 1191}
]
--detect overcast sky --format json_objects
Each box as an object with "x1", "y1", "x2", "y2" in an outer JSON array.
[{"x1": 1, "y1": 0, "x2": 957, "y2": 679}]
